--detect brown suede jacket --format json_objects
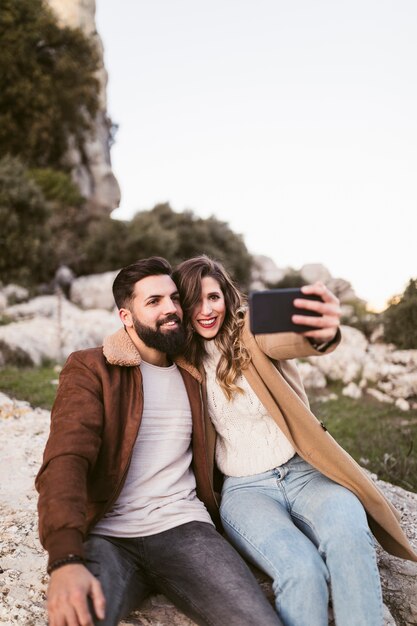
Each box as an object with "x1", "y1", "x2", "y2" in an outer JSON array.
[{"x1": 35, "y1": 328, "x2": 218, "y2": 568}]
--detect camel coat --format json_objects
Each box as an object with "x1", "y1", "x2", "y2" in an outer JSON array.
[{"x1": 193, "y1": 319, "x2": 417, "y2": 562}]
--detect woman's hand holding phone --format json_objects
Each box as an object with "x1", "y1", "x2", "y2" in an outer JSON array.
[{"x1": 293, "y1": 281, "x2": 341, "y2": 344}]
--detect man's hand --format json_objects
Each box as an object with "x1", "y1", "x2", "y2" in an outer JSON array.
[
  {"x1": 47, "y1": 563, "x2": 106, "y2": 626},
  {"x1": 292, "y1": 281, "x2": 341, "y2": 344}
]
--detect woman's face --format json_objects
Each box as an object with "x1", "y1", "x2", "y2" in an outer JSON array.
[{"x1": 191, "y1": 276, "x2": 226, "y2": 339}]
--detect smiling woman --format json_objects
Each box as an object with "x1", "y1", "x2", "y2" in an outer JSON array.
[
  {"x1": 192, "y1": 276, "x2": 226, "y2": 339},
  {"x1": 173, "y1": 254, "x2": 417, "y2": 626}
]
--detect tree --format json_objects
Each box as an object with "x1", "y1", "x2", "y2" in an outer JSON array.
[
  {"x1": 0, "y1": 0, "x2": 100, "y2": 168},
  {"x1": 123, "y1": 204, "x2": 253, "y2": 288},
  {"x1": 0, "y1": 156, "x2": 49, "y2": 285},
  {"x1": 383, "y1": 279, "x2": 417, "y2": 349}
]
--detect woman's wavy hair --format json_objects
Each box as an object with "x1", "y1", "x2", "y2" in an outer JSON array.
[{"x1": 173, "y1": 255, "x2": 251, "y2": 400}]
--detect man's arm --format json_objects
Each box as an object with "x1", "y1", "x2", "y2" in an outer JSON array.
[
  {"x1": 36, "y1": 351, "x2": 107, "y2": 625},
  {"x1": 47, "y1": 564, "x2": 105, "y2": 626}
]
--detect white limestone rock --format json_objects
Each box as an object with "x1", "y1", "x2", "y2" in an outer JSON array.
[
  {"x1": 366, "y1": 388, "x2": 394, "y2": 404},
  {"x1": 342, "y1": 382, "x2": 362, "y2": 400},
  {"x1": 0, "y1": 394, "x2": 411, "y2": 625},
  {"x1": 250, "y1": 255, "x2": 289, "y2": 289},
  {"x1": 395, "y1": 398, "x2": 410, "y2": 411},
  {"x1": 70, "y1": 271, "x2": 119, "y2": 310},
  {"x1": 3, "y1": 284, "x2": 29, "y2": 305},
  {"x1": 300, "y1": 263, "x2": 332, "y2": 284},
  {"x1": 308, "y1": 325, "x2": 368, "y2": 383},
  {"x1": 0, "y1": 300, "x2": 120, "y2": 365},
  {"x1": 45, "y1": 0, "x2": 120, "y2": 212},
  {"x1": 296, "y1": 361, "x2": 327, "y2": 389}
]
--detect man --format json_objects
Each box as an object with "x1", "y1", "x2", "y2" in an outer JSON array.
[{"x1": 36, "y1": 257, "x2": 281, "y2": 626}]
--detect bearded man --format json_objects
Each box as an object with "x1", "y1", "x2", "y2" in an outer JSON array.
[{"x1": 36, "y1": 257, "x2": 281, "y2": 626}]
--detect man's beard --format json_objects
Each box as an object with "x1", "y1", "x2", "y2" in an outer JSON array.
[{"x1": 132, "y1": 313, "x2": 185, "y2": 355}]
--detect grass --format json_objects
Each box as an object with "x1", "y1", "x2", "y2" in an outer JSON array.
[
  {"x1": 1, "y1": 367, "x2": 416, "y2": 493},
  {"x1": 0, "y1": 364, "x2": 59, "y2": 409},
  {"x1": 310, "y1": 383, "x2": 417, "y2": 493}
]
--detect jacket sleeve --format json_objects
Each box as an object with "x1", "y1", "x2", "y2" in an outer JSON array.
[
  {"x1": 35, "y1": 351, "x2": 104, "y2": 566},
  {"x1": 244, "y1": 314, "x2": 341, "y2": 360}
]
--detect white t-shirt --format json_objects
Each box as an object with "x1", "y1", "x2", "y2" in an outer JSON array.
[{"x1": 93, "y1": 360, "x2": 213, "y2": 537}]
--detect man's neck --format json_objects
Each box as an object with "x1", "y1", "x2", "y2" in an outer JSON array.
[{"x1": 126, "y1": 327, "x2": 171, "y2": 367}]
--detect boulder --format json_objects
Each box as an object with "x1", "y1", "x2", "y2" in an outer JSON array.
[
  {"x1": 70, "y1": 271, "x2": 118, "y2": 311},
  {"x1": 45, "y1": 0, "x2": 120, "y2": 213},
  {"x1": 0, "y1": 297, "x2": 120, "y2": 365},
  {"x1": 0, "y1": 394, "x2": 415, "y2": 625},
  {"x1": 250, "y1": 255, "x2": 289, "y2": 290},
  {"x1": 2, "y1": 284, "x2": 29, "y2": 305},
  {"x1": 300, "y1": 263, "x2": 332, "y2": 284},
  {"x1": 297, "y1": 361, "x2": 327, "y2": 389},
  {"x1": 308, "y1": 325, "x2": 368, "y2": 383},
  {"x1": 342, "y1": 382, "x2": 362, "y2": 400}
]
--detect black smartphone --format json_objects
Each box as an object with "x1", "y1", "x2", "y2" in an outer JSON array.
[{"x1": 249, "y1": 288, "x2": 323, "y2": 334}]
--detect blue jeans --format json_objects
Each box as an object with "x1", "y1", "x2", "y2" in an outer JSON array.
[
  {"x1": 84, "y1": 521, "x2": 281, "y2": 626},
  {"x1": 220, "y1": 455, "x2": 383, "y2": 626}
]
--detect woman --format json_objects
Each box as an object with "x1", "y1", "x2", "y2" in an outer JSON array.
[{"x1": 173, "y1": 256, "x2": 417, "y2": 626}]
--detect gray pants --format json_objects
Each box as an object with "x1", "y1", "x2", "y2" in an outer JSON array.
[{"x1": 85, "y1": 521, "x2": 281, "y2": 626}]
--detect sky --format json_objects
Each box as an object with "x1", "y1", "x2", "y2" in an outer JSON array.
[{"x1": 95, "y1": 0, "x2": 417, "y2": 311}]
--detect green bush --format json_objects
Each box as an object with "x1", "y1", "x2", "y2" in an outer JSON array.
[
  {"x1": 0, "y1": 0, "x2": 99, "y2": 168},
  {"x1": 80, "y1": 204, "x2": 253, "y2": 288},
  {"x1": 0, "y1": 156, "x2": 49, "y2": 285},
  {"x1": 383, "y1": 279, "x2": 417, "y2": 349}
]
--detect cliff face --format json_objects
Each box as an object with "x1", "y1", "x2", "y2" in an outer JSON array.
[{"x1": 46, "y1": 0, "x2": 121, "y2": 213}]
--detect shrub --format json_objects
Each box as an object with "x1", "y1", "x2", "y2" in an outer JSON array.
[
  {"x1": 383, "y1": 279, "x2": 417, "y2": 349},
  {"x1": 0, "y1": 0, "x2": 100, "y2": 168}
]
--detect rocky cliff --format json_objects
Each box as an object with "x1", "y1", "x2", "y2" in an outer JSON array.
[{"x1": 46, "y1": 0, "x2": 121, "y2": 213}]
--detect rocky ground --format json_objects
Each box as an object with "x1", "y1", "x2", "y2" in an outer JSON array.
[{"x1": 1, "y1": 392, "x2": 416, "y2": 625}]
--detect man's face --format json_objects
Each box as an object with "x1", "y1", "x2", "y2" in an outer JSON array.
[{"x1": 124, "y1": 274, "x2": 185, "y2": 354}]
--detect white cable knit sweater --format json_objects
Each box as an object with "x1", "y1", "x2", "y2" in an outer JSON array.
[{"x1": 204, "y1": 341, "x2": 295, "y2": 477}]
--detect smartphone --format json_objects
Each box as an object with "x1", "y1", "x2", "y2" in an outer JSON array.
[{"x1": 249, "y1": 288, "x2": 323, "y2": 335}]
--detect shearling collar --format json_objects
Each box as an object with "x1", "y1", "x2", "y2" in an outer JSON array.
[{"x1": 103, "y1": 328, "x2": 202, "y2": 382}]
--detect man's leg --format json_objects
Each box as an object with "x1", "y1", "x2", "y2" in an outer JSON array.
[
  {"x1": 142, "y1": 521, "x2": 282, "y2": 626},
  {"x1": 84, "y1": 535, "x2": 153, "y2": 626}
]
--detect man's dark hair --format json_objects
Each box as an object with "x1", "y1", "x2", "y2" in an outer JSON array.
[{"x1": 112, "y1": 257, "x2": 172, "y2": 309}]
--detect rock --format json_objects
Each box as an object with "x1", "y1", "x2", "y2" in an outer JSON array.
[
  {"x1": 378, "y1": 373, "x2": 417, "y2": 400},
  {"x1": 70, "y1": 271, "x2": 119, "y2": 311},
  {"x1": 366, "y1": 388, "x2": 395, "y2": 404},
  {"x1": 342, "y1": 382, "x2": 362, "y2": 399},
  {"x1": 250, "y1": 256, "x2": 289, "y2": 290},
  {"x1": 296, "y1": 361, "x2": 327, "y2": 389},
  {"x1": 2, "y1": 284, "x2": 29, "y2": 305},
  {"x1": 395, "y1": 398, "x2": 411, "y2": 412},
  {"x1": 308, "y1": 325, "x2": 368, "y2": 383},
  {"x1": 300, "y1": 263, "x2": 332, "y2": 284},
  {"x1": 325, "y1": 277, "x2": 361, "y2": 304},
  {"x1": 45, "y1": 0, "x2": 120, "y2": 212},
  {"x1": 1, "y1": 394, "x2": 414, "y2": 625},
  {"x1": 0, "y1": 297, "x2": 120, "y2": 365},
  {"x1": 370, "y1": 323, "x2": 385, "y2": 343}
]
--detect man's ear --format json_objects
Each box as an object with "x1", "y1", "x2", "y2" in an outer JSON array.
[{"x1": 119, "y1": 307, "x2": 133, "y2": 328}]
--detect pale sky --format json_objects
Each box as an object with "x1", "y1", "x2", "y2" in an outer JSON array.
[{"x1": 96, "y1": 0, "x2": 417, "y2": 311}]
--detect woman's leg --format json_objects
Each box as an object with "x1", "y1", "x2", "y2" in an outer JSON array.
[
  {"x1": 220, "y1": 472, "x2": 330, "y2": 626},
  {"x1": 284, "y1": 456, "x2": 384, "y2": 626}
]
